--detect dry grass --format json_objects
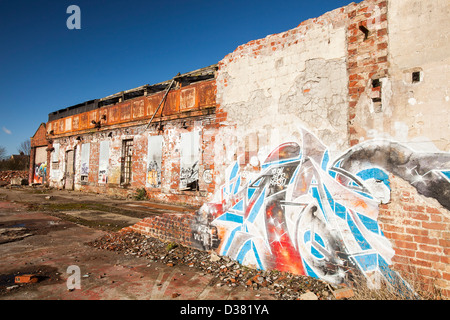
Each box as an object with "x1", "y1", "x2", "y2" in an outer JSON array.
[{"x1": 351, "y1": 269, "x2": 445, "y2": 300}]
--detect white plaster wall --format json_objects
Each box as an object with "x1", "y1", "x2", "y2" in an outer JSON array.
[
  {"x1": 215, "y1": 9, "x2": 349, "y2": 183},
  {"x1": 365, "y1": 0, "x2": 450, "y2": 152}
]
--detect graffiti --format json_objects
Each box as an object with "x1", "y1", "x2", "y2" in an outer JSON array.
[
  {"x1": 98, "y1": 140, "x2": 110, "y2": 184},
  {"x1": 147, "y1": 160, "x2": 161, "y2": 187},
  {"x1": 80, "y1": 143, "x2": 90, "y2": 182},
  {"x1": 334, "y1": 141, "x2": 450, "y2": 210},
  {"x1": 180, "y1": 161, "x2": 199, "y2": 191},
  {"x1": 33, "y1": 162, "x2": 47, "y2": 184},
  {"x1": 180, "y1": 131, "x2": 200, "y2": 191},
  {"x1": 146, "y1": 135, "x2": 163, "y2": 188},
  {"x1": 191, "y1": 128, "x2": 450, "y2": 292},
  {"x1": 203, "y1": 169, "x2": 213, "y2": 184}
]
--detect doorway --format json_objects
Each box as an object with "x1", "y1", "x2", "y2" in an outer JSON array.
[{"x1": 64, "y1": 149, "x2": 76, "y2": 190}]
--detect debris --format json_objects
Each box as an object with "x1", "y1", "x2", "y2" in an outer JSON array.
[
  {"x1": 15, "y1": 274, "x2": 38, "y2": 284},
  {"x1": 300, "y1": 291, "x2": 318, "y2": 300},
  {"x1": 0, "y1": 171, "x2": 28, "y2": 186},
  {"x1": 6, "y1": 285, "x2": 19, "y2": 290},
  {"x1": 87, "y1": 230, "x2": 337, "y2": 300},
  {"x1": 210, "y1": 252, "x2": 221, "y2": 262},
  {"x1": 332, "y1": 287, "x2": 355, "y2": 300}
]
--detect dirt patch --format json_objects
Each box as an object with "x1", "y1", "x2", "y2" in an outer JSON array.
[
  {"x1": 0, "y1": 265, "x2": 63, "y2": 296},
  {"x1": 0, "y1": 227, "x2": 33, "y2": 244},
  {"x1": 0, "y1": 218, "x2": 75, "y2": 240}
]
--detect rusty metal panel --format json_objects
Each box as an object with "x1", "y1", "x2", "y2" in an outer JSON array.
[
  {"x1": 198, "y1": 80, "x2": 216, "y2": 108},
  {"x1": 109, "y1": 105, "x2": 119, "y2": 124},
  {"x1": 65, "y1": 117, "x2": 73, "y2": 132},
  {"x1": 132, "y1": 98, "x2": 145, "y2": 119},
  {"x1": 72, "y1": 115, "x2": 80, "y2": 131},
  {"x1": 99, "y1": 107, "x2": 108, "y2": 126},
  {"x1": 58, "y1": 119, "x2": 64, "y2": 133},
  {"x1": 120, "y1": 103, "x2": 131, "y2": 122},
  {"x1": 146, "y1": 93, "x2": 164, "y2": 119},
  {"x1": 162, "y1": 90, "x2": 179, "y2": 116},
  {"x1": 87, "y1": 110, "x2": 98, "y2": 129},
  {"x1": 180, "y1": 87, "x2": 197, "y2": 111},
  {"x1": 79, "y1": 113, "x2": 88, "y2": 130}
]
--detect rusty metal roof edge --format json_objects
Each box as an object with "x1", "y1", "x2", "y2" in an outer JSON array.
[{"x1": 49, "y1": 64, "x2": 218, "y2": 119}]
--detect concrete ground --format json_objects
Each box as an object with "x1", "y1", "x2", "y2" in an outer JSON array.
[{"x1": 0, "y1": 187, "x2": 276, "y2": 300}]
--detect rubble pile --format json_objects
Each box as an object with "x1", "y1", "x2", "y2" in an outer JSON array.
[
  {"x1": 0, "y1": 171, "x2": 28, "y2": 186},
  {"x1": 88, "y1": 230, "x2": 340, "y2": 300}
]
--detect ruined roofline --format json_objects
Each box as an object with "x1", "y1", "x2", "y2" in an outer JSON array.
[{"x1": 48, "y1": 64, "x2": 218, "y2": 122}]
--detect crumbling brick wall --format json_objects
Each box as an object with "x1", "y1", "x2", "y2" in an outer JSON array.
[
  {"x1": 188, "y1": 0, "x2": 450, "y2": 298},
  {"x1": 379, "y1": 175, "x2": 450, "y2": 298},
  {"x1": 30, "y1": 123, "x2": 50, "y2": 185}
]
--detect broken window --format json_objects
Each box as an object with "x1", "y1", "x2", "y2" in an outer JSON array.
[{"x1": 120, "y1": 139, "x2": 133, "y2": 185}]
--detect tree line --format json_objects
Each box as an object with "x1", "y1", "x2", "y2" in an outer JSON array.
[{"x1": 0, "y1": 140, "x2": 31, "y2": 171}]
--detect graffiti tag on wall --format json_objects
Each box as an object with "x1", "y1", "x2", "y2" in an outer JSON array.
[
  {"x1": 146, "y1": 135, "x2": 163, "y2": 188},
  {"x1": 33, "y1": 162, "x2": 47, "y2": 184},
  {"x1": 191, "y1": 128, "x2": 450, "y2": 292}
]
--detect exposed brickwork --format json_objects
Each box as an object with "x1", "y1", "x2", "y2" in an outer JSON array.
[
  {"x1": 30, "y1": 123, "x2": 48, "y2": 148},
  {"x1": 124, "y1": 212, "x2": 195, "y2": 248},
  {"x1": 346, "y1": 0, "x2": 388, "y2": 146},
  {"x1": 56, "y1": 114, "x2": 219, "y2": 208},
  {"x1": 31, "y1": 0, "x2": 450, "y2": 299},
  {"x1": 379, "y1": 175, "x2": 450, "y2": 297},
  {"x1": 30, "y1": 123, "x2": 50, "y2": 184}
]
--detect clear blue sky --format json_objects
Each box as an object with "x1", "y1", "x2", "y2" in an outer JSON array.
[{"x1": 0, "y1": 0, "x2": 352, "y2": 156}]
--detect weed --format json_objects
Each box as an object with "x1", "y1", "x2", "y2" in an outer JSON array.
[
  {"x1": 166, "y1": 242, "x2": 178, "y2": 251},
  {"x1": 133, "y1": 188, "x2": 148, "y2": 201}
]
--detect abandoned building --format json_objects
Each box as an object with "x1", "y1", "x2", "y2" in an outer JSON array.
[{"x1": 30, "y1": 0, "x2": 450, "y2": 298}]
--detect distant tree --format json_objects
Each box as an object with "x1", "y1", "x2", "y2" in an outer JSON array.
[
  {"x1": 17, "y1": 139, "x2": 31, "y2": 156},
  {"x1": 0, "y1": 146, "x2": 6, "y2": 160}
]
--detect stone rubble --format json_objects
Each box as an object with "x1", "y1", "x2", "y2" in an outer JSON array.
[
  {"x1": 87, "y1": 230, "x2": 345, "y2": 300},
  {"x1": 0, "y1": 171, "x2": 28, "y2": 186}
]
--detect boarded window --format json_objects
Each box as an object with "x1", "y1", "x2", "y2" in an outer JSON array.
[
  {"x1": 51, "y1": 143, "x2": 60, "y2": 179},
  {"x1": 33, "y1": 146, "x2": 47, "y2": 184},
  {"x1": 80, "y1": 143, "x2": 90, "y2": 182},
  {"x1": 180, "y1": 131, "x2": 200, "y2": 191},
  {"x1": 146, "y1": 135, "x2": 163, "y2": 188},
  {"x1": 98, "y1": 140, "x2": 110, "y2": 184}
]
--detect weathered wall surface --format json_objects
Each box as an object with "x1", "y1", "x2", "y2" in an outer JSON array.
[
  {"x1": 190, "y1": 0, "x2": 450, "y2": 298},
  {"x1": 30, "y1": 123, "x2": 49, "y2": 185},
  {"x1": 49, "y1": 116, "x2": 217, "y2": 207},
  {"x1": 351, "y1": 0, "x2": 450, "y2": 152},
  {"x1": 214, "y1": 7, "x2": 349, "y2": 188},
  {"x1": 36, "y1": 0, "x2": 450, "y2": 298},
  {"x1": 47, "y1": 78, "x2": 218, "y2": 207}
]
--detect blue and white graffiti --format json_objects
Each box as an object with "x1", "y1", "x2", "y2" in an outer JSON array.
[{"x1": 191, "y1": 128, "x2": 450, "y2": 292}]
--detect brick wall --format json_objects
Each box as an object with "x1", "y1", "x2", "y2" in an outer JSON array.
[
  {"x1": 379, "y1": 175, "x2": 450, "y2": 297},
  {"x1": 36, "y1": 0, "x2": 450, "y2": 299},
  {"x1": 30, "y1": 123, "x2": 50, "y2": 184},
  {"x1": 347, "y1": 0, "x2": 388, "y2": 146},
  {"x1": 124, "y1": 212, "x2": 195, "y2": 248},
  {"x1": 50, "y1": 113, "x2": 219, "y2": 207}
]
